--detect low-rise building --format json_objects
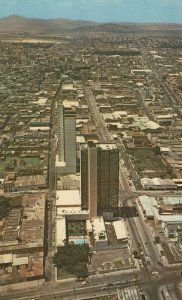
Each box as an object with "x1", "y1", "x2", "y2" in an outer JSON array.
[
  {"x1": 141, "y1": 177, "x2": 177, "y2": 190},
  {"x1": 91, "y1": 216, "x2": 108, "y2": 248},
  {"x1": 0, "y1": 193, "x2": 45, "y2": 285},
  {"x1": 113, "y1": 220, "x2": 128, "y2": 243}
]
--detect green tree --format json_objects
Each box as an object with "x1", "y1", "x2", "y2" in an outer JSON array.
[
  {"x1": 154, "y1": 146, "x2": 161, "y2": 155},
  {"x1": 166, "y1": 165, "x2": 173, "y2": 176},
  {"x1": 132, "y1": 250, "x2": 138, "y2": 258},
  {"x1": 53, "y1": 243, "x2": 90, "y2": 278},
  {"x1": 74, "y1": 262, "x2": 88, "y2": 279}
]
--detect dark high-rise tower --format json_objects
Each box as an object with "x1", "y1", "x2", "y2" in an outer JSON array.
[{"x1": 80, "y1": 142, "x2": 119, "y2": 218}]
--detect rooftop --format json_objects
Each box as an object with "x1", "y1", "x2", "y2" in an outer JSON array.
[
  {"x1": 56, "y1": 190, "x2": 81, "y2": 206},
  {"x1": 91, "y1": 216, "x2": 107, "y2": 242}
]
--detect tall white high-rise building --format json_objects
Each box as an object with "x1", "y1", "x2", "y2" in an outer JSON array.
[{"x1": 56, "y1": 104, "x2": 76, "y2": 174}]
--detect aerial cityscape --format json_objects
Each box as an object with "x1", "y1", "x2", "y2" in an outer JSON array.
[{"x1": 0, "y1": 1, "x2": 182, "y2": 300}]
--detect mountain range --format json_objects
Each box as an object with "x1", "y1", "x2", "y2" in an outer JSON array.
[{"x1": 0, "y1": 15, "x2": 182, "y2": 34}]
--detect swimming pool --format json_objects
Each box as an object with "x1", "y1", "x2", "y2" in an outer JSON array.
[{"x1": 69, "y1": 238, "x2": 88, "y2": 245}]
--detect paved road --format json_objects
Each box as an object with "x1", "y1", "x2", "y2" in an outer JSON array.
[
  {"x1": 84, "y1": 86, "x2": 112, "y2": 143},
  {"x1": 0, "y1": 271, "x2": 139, "y2": 300},
  {"x1": 2, "y1": 269, "x2": 182, "y2": 300},
  {"x1": 44, "y1": 83, "x2": 59, "y2": 281},
  {"x1": 83, "y1": 85, "x2": 182, "y2": 299},
  {"x1": 137, "y1": 44, "x2": 182, "y2": 118}
]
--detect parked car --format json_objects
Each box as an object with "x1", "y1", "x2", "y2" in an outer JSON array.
[
  {"x1": 106, "y1": 283, "x2": 113, "y2": 287},
  {"x1": 113, "y1": 281, "x2": 122, "y2": 285}
]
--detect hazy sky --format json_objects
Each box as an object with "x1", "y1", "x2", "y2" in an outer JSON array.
[{"x1": 0, "y1": 0, "x2": 181, "y2": 23}]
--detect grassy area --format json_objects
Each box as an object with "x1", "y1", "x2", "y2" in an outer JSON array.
[
  {"x1": 57, "y1": 267, "x2": 73, "y2": 280},
  {"x1": 67, "y1": 220, "x2": 86, "y2": 237},
  {"x1": 113, "y1": 260, "x2": 123, "y2": 268}
]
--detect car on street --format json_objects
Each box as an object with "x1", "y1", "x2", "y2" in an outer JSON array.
[
  {"x1": 120, "y1": 280, "x2": 128, "y2": 284},
  {"x1": 152, "y1": 271, "x2": 159, "y2": 277},
  {"x1": 106, "y1": 283, "x2": 113, "y2": 287},
  {"x1": 113, "y1": 281, "x2": 122, "y2": 285}
]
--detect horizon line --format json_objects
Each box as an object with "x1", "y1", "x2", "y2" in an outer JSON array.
[{"x1": 0, "y1": 14, "x2": 182, "y2": 26}]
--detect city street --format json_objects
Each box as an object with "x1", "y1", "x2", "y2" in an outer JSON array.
[
  {"x1": 0, "y1": 7, "x2": 181, "y2": 300},
  {"x1": 83, "y1": 85, "x2": 182, "y2": 299},
  {"x1": 1, "y1": 77, "x2": 182, "y2": 300},
  {"x1": 1, "y1": 269, "x2": 182, "y2": 300},
  {"x1": 44, "y1": 84, "x2": 59, "y2": 281}
]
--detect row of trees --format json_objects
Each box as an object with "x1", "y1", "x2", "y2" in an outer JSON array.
[{"x1": 53, "y1": 243, "x2": 90, "y2": 279}]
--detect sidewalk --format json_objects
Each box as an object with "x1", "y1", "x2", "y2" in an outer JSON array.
[{"x1": 56, "y1": 267, "x2": 139, "y2": 283}]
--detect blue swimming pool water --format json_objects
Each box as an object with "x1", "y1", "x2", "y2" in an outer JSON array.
[{"x1": 69, "y1": 238, "x2": 87, "y2": 245}]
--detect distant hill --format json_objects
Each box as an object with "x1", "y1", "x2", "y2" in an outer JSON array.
[
  {"x1": 74, "y1": 22, "x2": 182, "y2": 34},
  {"x1": 0, "y1": 15, "x2": 181, "y2": 34},
  {"x1": 0, "y1": 15, "x2": 99, "y2": 33}
]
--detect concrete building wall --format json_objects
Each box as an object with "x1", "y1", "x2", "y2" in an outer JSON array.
[
  {"x1": 97, "y1": 148, "x2": 110, "y2": 209},
  {"x1": 97, "y1": 146, "x2": 119, "y2": 210},
  {"x1": 56, "y1": 105, "x2": 76, "y2": 174},
  {"x1": 109, "y1": 149, "x2": 119, "y2": 208},
  {"x1": 88, "y1": 143, "x2": 97, "y2": 219},
  {"x1": 58, "y1": 105, "x2": 65, "y2": 161},
  {"x1": 64, "y1": 114, "x2": 76, "y2": 173},
  {"x1": 80, "y1": 147, "x2": 88, "y2": 210},
  {"x1": 81, "y1": 142, "x2": 119, "y2": 215}
]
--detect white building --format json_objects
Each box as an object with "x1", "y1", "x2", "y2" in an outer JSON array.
[
  {"x1": 131, "y1": 69, "x2": 152, "y2": 75},
  {"x1": 113, "y1": 220, "x2": 128, "y2": 243},
  {"x1": 91, "y1": 216, "x2": 108, "y2": 248},
  {"x1": 56, "y1": 217, "x2": 67, "y2": 247},
  {"x1": 56, "y1": 104, "x2": 76, "y2": 174},
  {"x1": 141, "y1": 177, "x2": 177, "y2": 190},
  {"x1": 55, "y1": 190, "x2": 89, "y2": 248}
]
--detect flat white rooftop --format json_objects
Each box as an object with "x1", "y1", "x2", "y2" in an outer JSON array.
[
  {"x1": 96, "y1": 143, "x2": 118, "y2": 150},
  {"x1": 113, "y1": 111, "x2": 128, "y2": 117},
  {"x1": 29, "y1": 126, "x2": 49, "y2": 131},
  {"x1": 56, "y1": 217, "x2": 66, "y2": 247},
  {"x1": 91, "y1": 216, "x2": 107, "y2": 241},
  {"x1": 56, "y1": 190, "x2": 81, "y2": 206},
  {"x1": 63, "y1": 100, "x2": 79, "y2": 107},
  {"x1": 57, "y1": 206, "x2": 88, "y2": 216},
  {"x1": 76, "y1": 136, "x2": 86, "y2": 143},
  {"x1": 62, "y1": 84, "x2": 74, "y2": 90},
  {"x1": 33, "y1": 97, "x2": 48, "y2": 105},
  {"x1": 55, "y1": 155, "x2": 66, "y2": 167},
  {"x1": 113, "y1": 220, "x2": 128, "y2": 240}
]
